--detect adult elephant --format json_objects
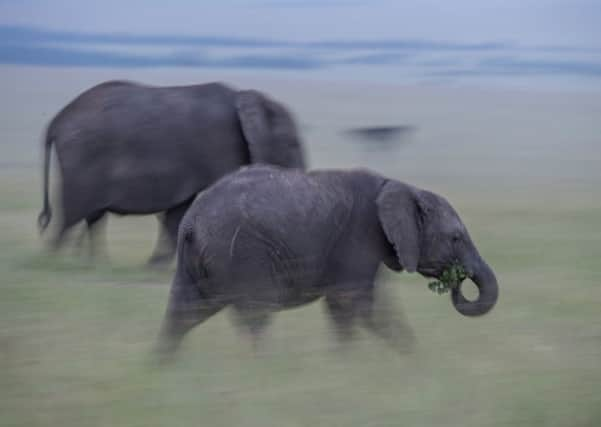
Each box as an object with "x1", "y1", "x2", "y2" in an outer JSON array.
[
  {"x1": 157, "y1": 165, "x2": 499, "y2": 357},
  {"x1": 37, "y1": 80, "x2": 305, "y2": 265}
]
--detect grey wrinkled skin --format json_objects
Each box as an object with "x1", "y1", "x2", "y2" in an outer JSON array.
[
  {"x1": 37, "y1": 81, "x2": 305, "y2": 265},
  {"x1": 157, "y1": 165, "x2": 498, "y2": 359}
]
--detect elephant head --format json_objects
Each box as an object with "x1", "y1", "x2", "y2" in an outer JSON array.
[
  {"x1": 376, "y1": 180, "x2": 498, "y2": 317},
  {"x1": 236, "y1": 90, "x2": 306, "y2": 170}
]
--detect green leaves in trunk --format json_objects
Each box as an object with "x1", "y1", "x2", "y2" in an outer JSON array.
[{"x1": 428, "y1": 264, "x2": 467, "y2": 295}]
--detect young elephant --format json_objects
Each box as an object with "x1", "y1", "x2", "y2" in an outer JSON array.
[{"x1": 157, "y1": 165, "x2": 498, "y2": 356}]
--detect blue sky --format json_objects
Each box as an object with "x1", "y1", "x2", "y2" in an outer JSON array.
[
  {"x1": 1, "y1": 0, "x2": 599, "y2": 45},
  {"x1": 1, "y1": 0, "x2": 600, "y2": 89}
]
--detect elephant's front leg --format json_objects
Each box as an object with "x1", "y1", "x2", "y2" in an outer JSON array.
[
  {"x1": 323, "y1": 280, "x2": 377, "y2": 351},
  {"x1": 356, "y1": 286, "x2": 416, "y2": 354},
  {"x1": 325, "y1": 283, "x2": 415, "y2": 354},
  {"x1": 324, "y1": 291, "x2": 358, "y2": 348},
  {"x1": 230, "y1": 304, "x2": 273, "y2": 355}
]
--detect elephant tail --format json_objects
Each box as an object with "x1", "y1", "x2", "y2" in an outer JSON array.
[{"x1": 38, "y1": 127, "x2": 55, "y2": 233}]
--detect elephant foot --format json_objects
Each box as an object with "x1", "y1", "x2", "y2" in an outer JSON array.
[
  {"x1": 146, "y1": 253, "x2": 174, "y2": 269},
  {"x1": 152, "y1": 336, "x2": 181, "y2": 367},
  {"x1": 49, "y1": 233, "x2": 67, "y2": 253},
  {"x1": 394, "y1": 336, "x2": 417, "y2": 356}
]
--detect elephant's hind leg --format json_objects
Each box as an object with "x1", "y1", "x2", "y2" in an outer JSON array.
[
  {"x1": 147, "y1": 214, "x2": 171, "y2": 266},
  {"x1": 51, "y1": 208, "x2": 86, "y2": 252},
  {"x1": 147, "y1": 199, "x2": 193, "y2": 267},
  {"x1": 75, "y1": 211, "x2": 107, "y2": 260},
  {"x1": 157, "y1": 294, "x2": 226, "y2": 362},
  {"x1": 52, "y1": 176, "x2": 100, "y2": 253}
]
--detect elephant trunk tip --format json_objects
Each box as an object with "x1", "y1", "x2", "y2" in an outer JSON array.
[{"x1": 451, "y1": 261, "x2": 498, "y2": 317}]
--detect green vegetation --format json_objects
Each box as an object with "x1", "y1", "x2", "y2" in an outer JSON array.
[{"x1": 427, "y1": 263, "x2": 467, "y2": 294}]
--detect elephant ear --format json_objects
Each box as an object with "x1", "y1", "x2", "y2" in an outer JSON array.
[
  {"x1": 376, "y1": 180, "x2": 422, "y2": 273},
  {"x1": 236, "y1": 90, "x2": 304, "y2": 168}
]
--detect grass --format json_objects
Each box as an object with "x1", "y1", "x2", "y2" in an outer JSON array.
[
  {"x1": 1, "y1": 69, "x2": 601, "y2": 426},
  {"x1": 2, "y1": 174, "x2": 600, "y2": 427}
]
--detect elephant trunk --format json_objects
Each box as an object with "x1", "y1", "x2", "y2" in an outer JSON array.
[{"x1": 451, "y1": 258, "x2": 498, "y2": 317}]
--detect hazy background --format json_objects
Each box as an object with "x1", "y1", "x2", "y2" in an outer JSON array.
[
  {"x1": 1, "y1": 2, "x2": 601, "y2": 427},
  {"x1": 1, "y1": 0, "x2": 601, "y2": 91}
]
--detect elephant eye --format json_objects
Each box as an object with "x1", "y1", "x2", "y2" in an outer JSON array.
[{"x1": 452, "y1": 233, "x2": 461, "y2": 243}]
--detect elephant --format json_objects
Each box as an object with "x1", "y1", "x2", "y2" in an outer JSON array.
[
  {"x1": 156, "y1": 165, "x2": 499, "y2": 357},
  {"x1": 37, "y1": 80, "x2": 305, "y2": 265}
]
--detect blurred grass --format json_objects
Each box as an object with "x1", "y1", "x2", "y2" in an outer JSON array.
[{"x1": 1, "y1": 67, "x2": 601, "y2": 427}]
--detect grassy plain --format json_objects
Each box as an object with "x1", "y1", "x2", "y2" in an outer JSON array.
[{"x1": 1, "y1": 66, "x2": 600, "y2": 426}]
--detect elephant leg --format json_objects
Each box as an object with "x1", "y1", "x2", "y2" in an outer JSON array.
[
  {"x1": 51, "y1": 226, "x2": 70, "y2": 252},
  {"x1": 157, "y1": 302, "x2": 224, "y2": 363},
  {"x1": 51, "y1": 178, "x2": 96, "y2": 252},
  {"x1": 355, "y1": 287, "x2": 416, "y2": 354},
  {"x1": 156, "y1": 285, "x2": 226, "y2": 362},
  {"x1": 74, "y1": 211, "x2": 106, "y2": 259},
  {"x1": 147, "y1": 214, "x2": 170, "y2": 266},
  {"x1": 231, "y1": 305, "x2": 272, "y2": 353},
  {"x1": 325, "y1": 283, "x2": 415, "y2": 354},
  {"x1": 52, "y1": 206, "x2": 79, "y2": 251},
  {"x1": 75, "y1": 223, "x2": 88, "y2": 252},
  {"x1": 324, "y1": 294, "x2": 357, "y2": 346},
  {"x1": 51, "y1": 201, "x2": 86, "y2": 252},
  {"x1": 147, "y1": 200, "x2": 192, "y2": 267},
  {"x1": 85, "y1": 211, "x2": 107, "y2": 260}
]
